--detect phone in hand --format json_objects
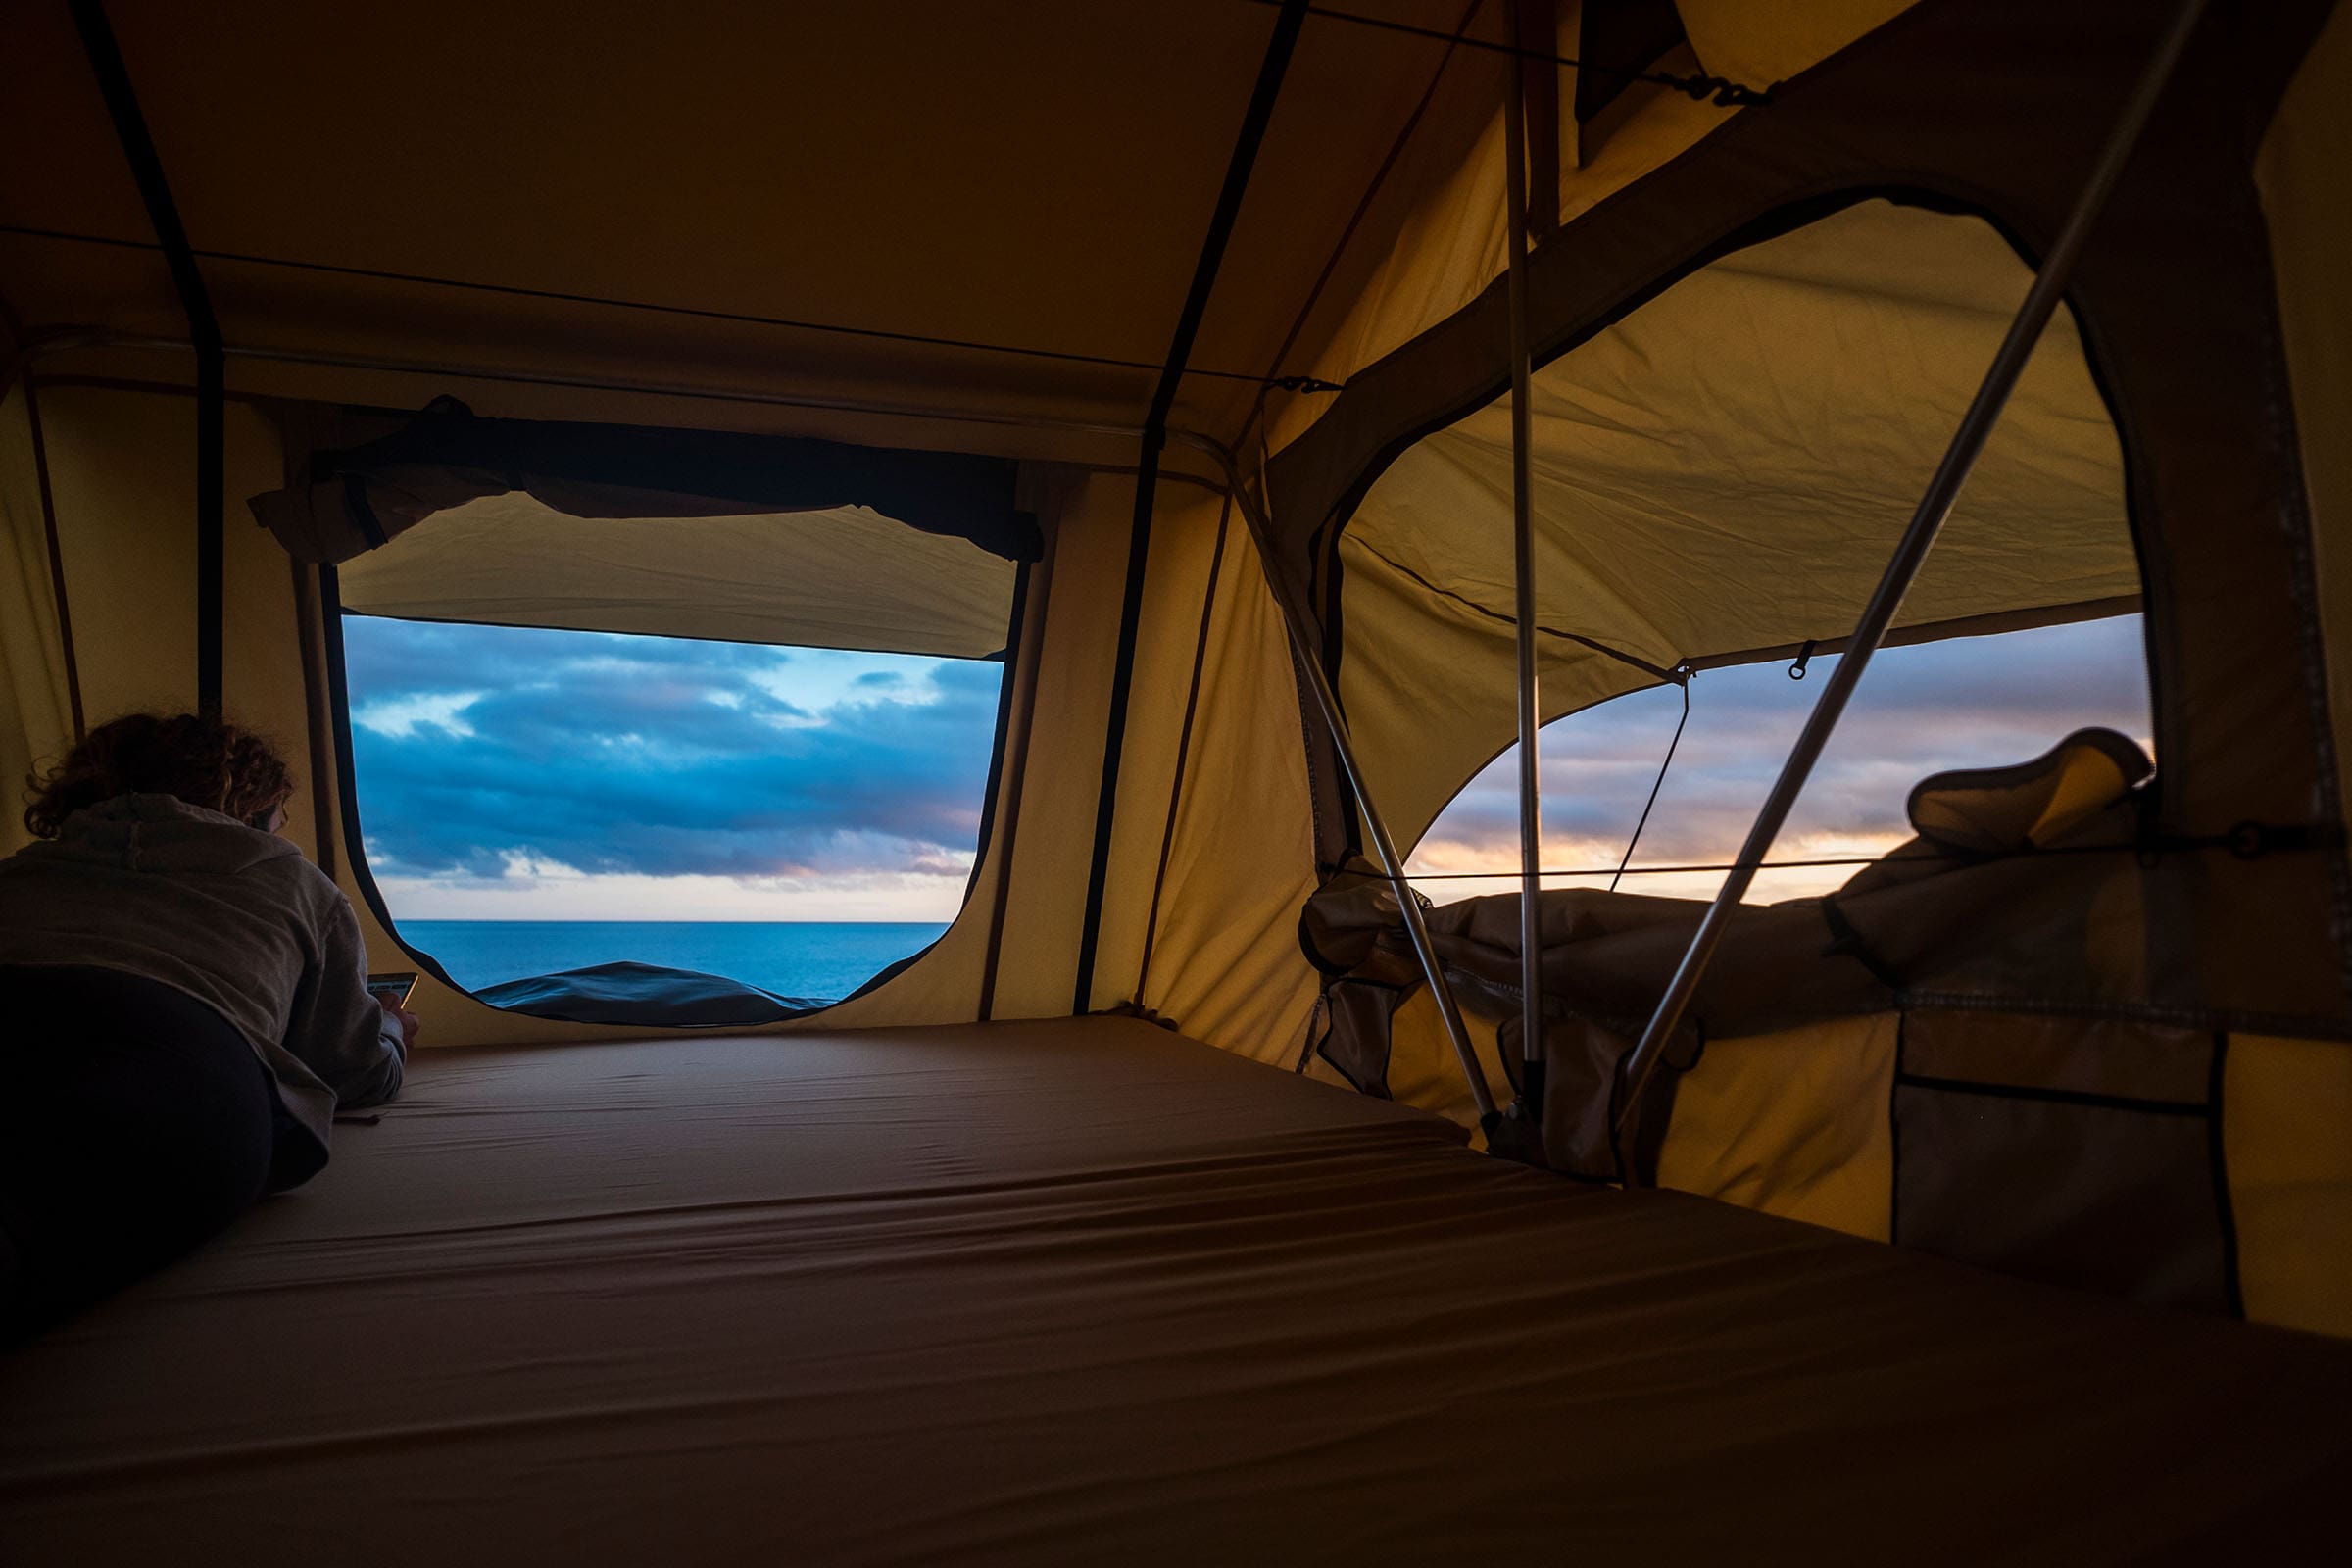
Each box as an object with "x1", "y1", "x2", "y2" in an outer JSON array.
[{"x1": 367, "y1": 971, "x2": 418, "y2": 1009}]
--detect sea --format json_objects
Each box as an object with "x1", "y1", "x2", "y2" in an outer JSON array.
[{"x1": 400, "y1": 920, "x2": 950, "y2": 1005}]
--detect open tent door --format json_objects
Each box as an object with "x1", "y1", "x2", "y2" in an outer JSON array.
[{"x1": 252, "y1": 401, "x2": 1041, "y2": 1027}]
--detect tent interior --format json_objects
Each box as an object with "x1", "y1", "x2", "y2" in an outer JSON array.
[{"x1": 5, "y1": 0, "x2": 2352, "y2": 1559}]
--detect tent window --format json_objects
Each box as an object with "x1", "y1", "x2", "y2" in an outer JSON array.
[
  {"x1": 1334, "y1": 196, "x2": 2144, "y2": 870},
  {"x1": 325, "y1": 495, "x2": 1021, "y2": 1026},
  {"x1": 1408, "y1": 615, "x2": 2153, "y2": 905}
]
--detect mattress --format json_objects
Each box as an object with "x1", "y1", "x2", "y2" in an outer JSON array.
[{"x1": 2, "y1": 1016, "x2": 2346, "y2": 1564}]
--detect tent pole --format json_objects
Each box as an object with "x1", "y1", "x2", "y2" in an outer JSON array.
[
  {"x1": 1499, "y1": 0, "x2": 1547, "y2": 1161},
  {"x1": 69, "y1": 0, "x2": 225, "y2": 719},
  {"x1": 1073, "y1": 0, "x2": 1309, "y2": 1016},
  {"x1": 1198, "y1": 452, "x2": 1499, "y2": 1123},
  {"x1": 1610, "y1": 0, "x2": 2209, "y2": 1155}
]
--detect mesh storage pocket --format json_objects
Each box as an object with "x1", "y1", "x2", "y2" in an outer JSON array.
[{"x1": 1892, "y1": 1011, "x2": 2235, "y2": 1313}]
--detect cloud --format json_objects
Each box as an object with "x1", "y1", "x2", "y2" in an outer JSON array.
[
  {"x1": 343, "y1": 619, "x2": 1001, "y2": 894},
  {"x1": 352, "y1": 690, "x2": 486, "y2": 739},
  {"x1": 1411, "y1": 615, "x2": 2151, "y2": 903}
]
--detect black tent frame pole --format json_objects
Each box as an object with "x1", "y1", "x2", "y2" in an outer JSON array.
[
  {"x1": 1072, "y1": 0, "x2": 1309, "y2": 1015},
  {"x1": 1498, "y1": 0, "x2": 1547, "y2": 1157},
  {"x1": 1611, "y1": 0, "x2": 2209, "y2": 1152},
  {"x1": 69, "y1": 0, "x2": 225, "y2": 718}
]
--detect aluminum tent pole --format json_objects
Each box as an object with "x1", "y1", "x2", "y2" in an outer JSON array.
[
  {"x1": 1611, "y1": 0, "x2": 2208, "y2": 1150},
  {"x1": 1497, "y1": 0, "x2": 1546, "y2": 1157}
]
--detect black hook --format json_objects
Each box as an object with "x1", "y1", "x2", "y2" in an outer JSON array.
[{"x1": 1788, "y1": 640, "x2": 1817, "y2": 681}]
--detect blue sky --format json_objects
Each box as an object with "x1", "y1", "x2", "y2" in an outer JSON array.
[
  {"x1": 343, "y1": 612, "x2": 2151, "y2": 921},
  {"x1": 343, "y1": 616, "x2": 1003, "y2": 920}
]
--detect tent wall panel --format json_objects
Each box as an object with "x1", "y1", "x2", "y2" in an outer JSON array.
[
  {"x1": 33, "y1": 386, "x2": 200, "y2": 723},
  {"x1": 1134, "y1": 514, "x2": 1323, "y2": 1063},
  {"x1": 2258, "y1": 5, "x2": 2352, "y2": 873},
  {"x1": 2226, "y1": 1032, "x2": 2352, "y2": 1340},
  {"x1": 1654, "y1": 1013, "x2": 1897, "y2": 1242},
  {"x1": 1080, "y1": 484, "x2": 1228, "y2": 1017},
  {"x1": 0, "y1": 385, "x2": 74, "y2": 858},
  {"x1": 27, "y1": 388, "x2": 317, "y2": 861},
  {"x1": 1371, "y1": 985, "x2": 1510, "y2": 1135},
  {"x1": 960, "y1": 470, "x2": 1132, "y2": 1022}
]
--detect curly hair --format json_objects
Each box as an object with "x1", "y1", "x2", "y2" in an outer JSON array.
[{"x1": 24, "y1": 713, "x2": 296, "y2": 839}]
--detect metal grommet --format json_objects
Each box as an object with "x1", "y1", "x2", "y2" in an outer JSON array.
[{"x1": 2228, "y1": 820, "x2": 2267, "y2": 859}]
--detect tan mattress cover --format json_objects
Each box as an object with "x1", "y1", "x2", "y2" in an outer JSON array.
[{"x1": 2, "y1": 1017, "x2": 2347, "y2": 1564}]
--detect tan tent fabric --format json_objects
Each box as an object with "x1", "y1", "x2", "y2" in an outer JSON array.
[
  {"x1": 0, "y1": 2, "x2": 1523, "y2": 446},
  {"x1": 1129, "y1": 511, "x2": 1322, "y2": 1059},
  {"x1": 335, "y1": 493, "x2": 1019, "y2": 659},
  {"x1": 1654, "y1": 1013, "x2": 1899, "y2": 1241},
  {"x1": 2259, "y1": 5, "x2": 2352, "y2": 850},
  {"x1": 968, "y1": 469, "x2": 1139, "y2": 1022},
  {"x1": 1337, "y1": 198, "x2": 2132, "y2": 846},
  {"x1": 1673, "y1": 0, "x2": 1915, "y2": 91},
  {"x1": 1262, "y1": 3, "x2": 1923, "y2": 456},
  {"x1": 2227, "y1": 1032, "x2": 2352, "y2": 1340},
  {"x1": 2242, "y1": 20, "x2": 2352, "y2": 1345}
]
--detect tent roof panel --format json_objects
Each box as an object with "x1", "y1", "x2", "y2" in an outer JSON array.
[{"x1": 0, "y1": 1, "x2": 1503, "y2": 439}]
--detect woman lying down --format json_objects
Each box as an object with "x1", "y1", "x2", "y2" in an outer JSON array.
[{"x1": 0, "y1": 712, "x2": 416, "y2": 1341}]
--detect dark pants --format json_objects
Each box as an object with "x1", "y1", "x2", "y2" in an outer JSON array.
[{"x1": 0, "y1": 965, "x2": 278, "y2": 1343}]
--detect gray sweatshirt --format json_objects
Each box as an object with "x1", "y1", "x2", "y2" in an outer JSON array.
[{"x1": 0, "y1": 793, "x2": 405, "y2": 1177}]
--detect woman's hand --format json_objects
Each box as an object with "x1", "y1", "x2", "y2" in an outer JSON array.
[{"x1": 377, "y1": 997, "x2": 420, "y2": 1053}]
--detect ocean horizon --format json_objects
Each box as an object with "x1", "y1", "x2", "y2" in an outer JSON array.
[{"x1": 400, "y1": 919, "x2": 951, "y2": 1004}]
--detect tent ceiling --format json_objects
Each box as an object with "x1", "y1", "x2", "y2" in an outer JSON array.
[{"x1": 0, "y1": 0, "x2": 1540, "y2": 443}]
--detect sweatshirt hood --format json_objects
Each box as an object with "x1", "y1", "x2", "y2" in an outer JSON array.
[{"x1": 36, "y1": 792, "x2": 304, "y2": 875}]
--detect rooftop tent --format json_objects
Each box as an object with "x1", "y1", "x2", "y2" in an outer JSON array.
[
  {"x1": 0, "y1": 0, "x2": 2341, "y2": 1215},
  {"x1": 6, "y1": 0, "x2": 2352, "y2": 1549}
]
